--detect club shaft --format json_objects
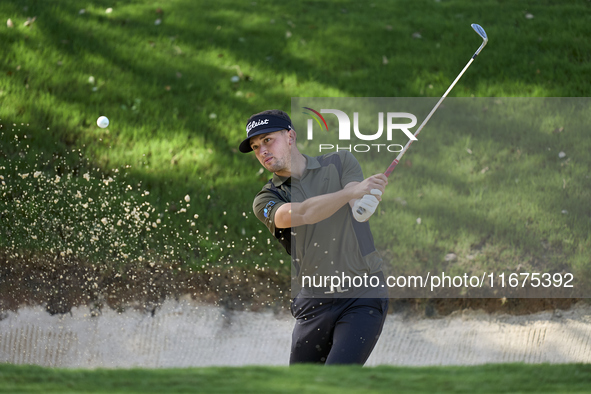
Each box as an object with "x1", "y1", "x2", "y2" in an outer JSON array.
[
  {"x1": 384, "y1": 57, "x2": 475, "y2": 177},
  {"x1": 357, "y1": 57, "x2": 478, "y2": 216}
]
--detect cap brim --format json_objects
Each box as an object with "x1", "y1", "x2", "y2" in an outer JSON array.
[{"x1": 238, "y1": 127, "x2": 287, "y2": 153}]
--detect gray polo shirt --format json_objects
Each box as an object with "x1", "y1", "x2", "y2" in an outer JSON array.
[{"x1": 253, "y1": 151, "x2": 383, "y2": 282}]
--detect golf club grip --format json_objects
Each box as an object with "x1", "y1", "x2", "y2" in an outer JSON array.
[{"x1": 384, "y1": 159, "x2": 400, "y2": 178}]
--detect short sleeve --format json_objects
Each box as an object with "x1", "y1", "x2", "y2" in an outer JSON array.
[
  {"x1": 253, "y1": 189, "x2": 287, "y2": 236},
  {"x1": 339, "y1": 151, "x2": 364, "y2": 187}
]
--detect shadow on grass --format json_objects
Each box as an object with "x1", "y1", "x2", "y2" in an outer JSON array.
[{"x1": 1, "y1": 1, "x2": 590, "y2": 300}]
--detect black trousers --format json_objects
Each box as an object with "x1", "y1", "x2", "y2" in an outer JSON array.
[{"x1": 289, "y1": 295, "x2": 389, "y2": 365}]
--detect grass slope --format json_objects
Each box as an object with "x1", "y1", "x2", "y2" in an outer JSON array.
[
  {"x1": 0, "y1": 0, "x2": 590, "y2": 304},
  {"x1": 1, "y1": 363, "x2": 591, "y2": 394}
]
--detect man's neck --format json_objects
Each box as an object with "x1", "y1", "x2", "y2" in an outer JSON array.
[{"x1": 275, "y1": 151, "x2": 306, "y2": 178}]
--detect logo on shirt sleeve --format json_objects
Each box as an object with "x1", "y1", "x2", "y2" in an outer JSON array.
[{"x1": 263, "y1": 201, "x2": 276, "y2": 218}]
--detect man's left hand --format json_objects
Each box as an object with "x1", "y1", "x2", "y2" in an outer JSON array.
[{"x1": 352, "y1": 189, "x2": 382, "y2": 222}]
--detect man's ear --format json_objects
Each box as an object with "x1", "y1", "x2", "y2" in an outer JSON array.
[{"x1": 288, "y1": 129, "x2": 297, "y2": 144}]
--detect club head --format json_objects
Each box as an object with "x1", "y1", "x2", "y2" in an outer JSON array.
[{"x1": 471, "y1": 23, "x2": 488, "y2": 57}]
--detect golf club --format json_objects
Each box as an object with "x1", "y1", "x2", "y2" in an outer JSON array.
[{"x1": 357, "y1": 23, "x2": 488, "y2": 215}]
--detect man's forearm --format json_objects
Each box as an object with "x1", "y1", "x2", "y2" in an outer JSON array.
[
  {"x1": 273, "y1": 175, "x2": 386, "y2": 229},
  {"x1": 290, "y1": 187, "x2": 356, "y2": 226}
]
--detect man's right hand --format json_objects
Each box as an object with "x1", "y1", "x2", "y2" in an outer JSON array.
[
  {"x1": 345, "y1": 174, "x2": 388, "y2": 221},
  {"x1": 350, "y1": 174, "x2": 388, "y2": 201}
]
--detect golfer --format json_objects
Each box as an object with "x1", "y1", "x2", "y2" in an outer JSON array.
[{"x1": 240, "y1": 109, "x2": 389, "y2": 365}]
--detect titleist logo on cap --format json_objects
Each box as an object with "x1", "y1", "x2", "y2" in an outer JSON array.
[{"x1": 246, "y1": 118, "x2": 269, "y2": 134}]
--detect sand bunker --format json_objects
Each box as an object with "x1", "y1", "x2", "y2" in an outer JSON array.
[{"x1": 1, "y1": 299, "x2": 590, "y2": 367}]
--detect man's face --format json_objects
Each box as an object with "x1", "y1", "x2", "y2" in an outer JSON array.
[{"x1": 250, "y1": 130, "x2": 292, "y2": 174}]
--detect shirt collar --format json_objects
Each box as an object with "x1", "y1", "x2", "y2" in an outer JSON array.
[
  {"x1": 271, "y1": 173, "x2": 290, "y2": 187},
  {"x1": 303, "y1": 154, "x2": 321, "y2": 170}
]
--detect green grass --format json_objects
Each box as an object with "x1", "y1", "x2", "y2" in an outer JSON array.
[
  {"x1": 1, "y1": 363, "x2": 591, "y2": 393},
  {"x1": 1, "y1": 0, "x2": 590, "y2": 301}
]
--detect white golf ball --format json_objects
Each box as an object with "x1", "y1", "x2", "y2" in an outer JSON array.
[{"x1": 97, "y1": 116, "x2": 109, "y2": 128}]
